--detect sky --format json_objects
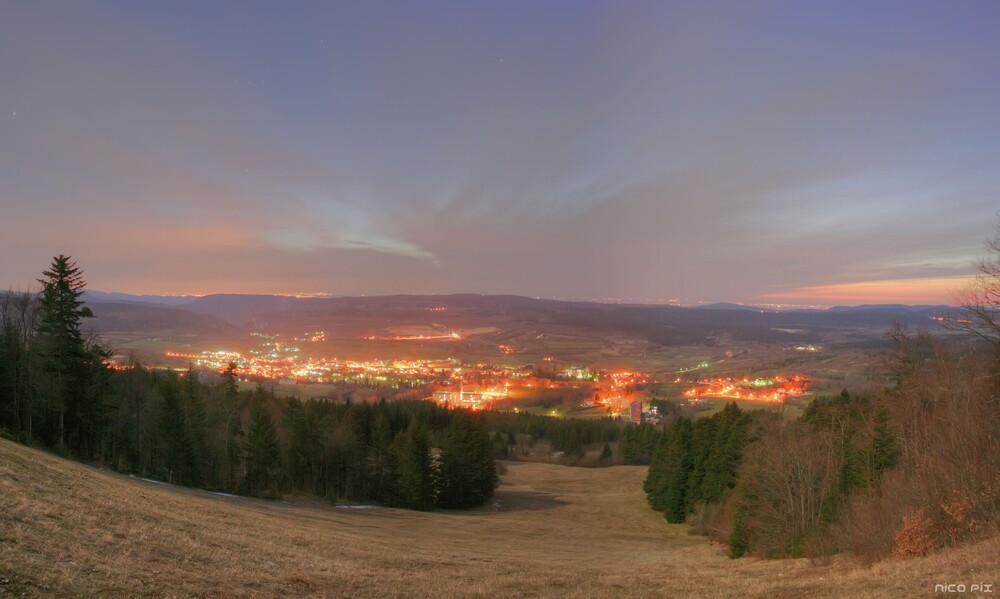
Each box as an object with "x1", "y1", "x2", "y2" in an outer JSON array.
[{"x1": 2, "y1": 1, "x2": 999, "y2": 306}]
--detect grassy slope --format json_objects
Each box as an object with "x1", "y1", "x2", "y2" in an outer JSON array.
[{"x1": 1, "y1": 438, "x2": 996, "y2": 598}]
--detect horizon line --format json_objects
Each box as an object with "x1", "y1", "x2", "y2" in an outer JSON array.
[{"x1": 76, "y1": 289, "x2": 962, "y2": 311}]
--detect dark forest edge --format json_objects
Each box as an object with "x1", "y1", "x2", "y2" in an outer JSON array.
[
  {"x1": 1, "y1": 256, "x2": 505, "y2": 510},
  {"x1": 645, "y1": 339, "x2": 1000, "y2": 560},
  {"x1": 643, "y1": 225, "x2": 1000, "y2": 561}
]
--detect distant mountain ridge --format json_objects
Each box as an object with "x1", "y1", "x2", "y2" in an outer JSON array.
[
  {"x1": 826, "y1": 303, "x2": 955, "y2": 312},
  {"x1": 83, "y1": 290, "x2": 959, "y2": 314},
  {"x1": 82, "y1": 290, "x2": 200, "y2": 307},
  {"x1": 84, "y1": 300, "x2": 237, "y2": 338},
  {"x1": 77, "y1": 291, "x2": 968, "y2": 348},
  {"x1": 696, "y1": 302, "x2": 764, "y2": 312}
]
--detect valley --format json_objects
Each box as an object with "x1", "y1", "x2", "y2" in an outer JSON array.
[{"x1": 87, "y1": 293, "x2": 968, "y2": 416}]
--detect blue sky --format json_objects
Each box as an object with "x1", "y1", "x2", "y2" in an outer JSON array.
[{"x1": 2, "y1": 1, "x2": 998, "y2": 304}]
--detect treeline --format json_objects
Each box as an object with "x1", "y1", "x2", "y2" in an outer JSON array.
[
  {"x1": 0, "y1": 256, "x2": 497, "y2": 510},
  {"x1": 643, "y1": 392, "x2": 912, "y2": 558},
  {"x1": 480, "y1": 411, "x2": 623, "y2": 460},
  {"x1": 843, "y1": 330, "x2": 1000, "y2": 559},
  {"x1": 644, "y1": 403, "x2": 756, "y2": 525},
  {"x1": 111, "y1": 366, "x2": 497, "y2": 509},
  {"x1": 619, "y1": 422, "x2": 661, "y2": 465},
  {"x1": 479, "y1": 405, "x2": 684, "y2": 465},
  {"x1": 725, "y1": 389, "x2": 902, "y2": 558},
  {"x1": 644, "y1": 332, "x2": 1000, "y2": 560},
  {"x1": 150, "y1": 368, "x2": 497, "y2": 509},
  {"x1": 619, "y1": 400, "x2": 683, "y2": 465},
  {"x1": 649, "y1": 227, "x2": 1000, "y2": 561}
]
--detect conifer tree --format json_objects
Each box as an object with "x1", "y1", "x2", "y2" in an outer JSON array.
[
  {"x1": 492, "y1": 430, "x2": 510, "y2": 457},
  {"x1": 435, "y1": 411, "x2": 498, "y2": 509},
  {"x1": 35, "y1": 255, "x2": 101, "y2": 455},
  {"x1": 644, "y1": 428, "x2": 672, "y2": 512},
  {"x1": 620, "y1": 425, "x2": 638, "y2": 464},
  {"x1": 663, "y1": 418, "x2": 694, "y2": 522},
  {"x1": 700, "y1": 403, "x2": 746, "y2": 504},
  {"x1": 221, "y1": 362, "x2": 239, "y2": 399},
  {"x1": 686, "y1": 416, "x2": 718, "y2": 505},
  {"x1": 344, "y1": 404, "x2": 372, "y2": 501},
  {"x1": 599, "y1": 442, "x2": 613, "y2": 463},
  {"x1": 565, "y1": 426, "x2": 585, "y2": 458},
  {"x1": 0, "y1": 291, "x2": 39, "y2": 440},
  {"x1": 216, "y1": 362, "x2": 244, "y2": 489},
  {"x1": 156, "y1": 375, "x2": 199, "y2": 485},
  {"x1": 181, "y1": 367, "x2": 209, "y2": 484},
  {"x1": 242, "y1": 396, "x2": 281, "y2": 496},
  {"x1": 367, "y1": 408, "x2": 398, "y2": 504},
  {"x1": 869, "y1": 404, "x2": 901, "y2": 479},
  {"x1": 392, "y1": 423, "x2": 434, "y2": 510},
  {"x1": 285, "y1": 398, "x2": 321, "y2": 494}
]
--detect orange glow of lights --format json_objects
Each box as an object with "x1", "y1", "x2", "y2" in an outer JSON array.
[
  {"x1": 365, "y1": 332, "x2": 462, "y2": 341},
  {"x1": 683, "y1": 375, "x2": 811, "y2": 403}
]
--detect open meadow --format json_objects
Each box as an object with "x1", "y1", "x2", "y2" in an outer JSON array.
[{"x1": 2, "y1": 438, "x2": 996, "y2": 598}]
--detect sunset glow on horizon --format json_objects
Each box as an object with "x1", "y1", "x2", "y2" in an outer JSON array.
[
  {"x1": 764, "y1": 275, "x2": 978, "y2": 306},
  {"x1": 3, "y1": 2, "x2": 999, "y2": 305}
]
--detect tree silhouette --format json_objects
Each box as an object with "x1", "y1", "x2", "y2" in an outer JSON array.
[
  {"x1": 36, "y1": 255, "x2": 103, "y2": 455},
  {"x1": 955, "y1": 219, "x2": 1000, "y2": 361},
  {"x1": 241, "y1": 396, "x2": 281, "y2": 496},
  {"x1": 435, "y1": 411, "x2": 498, "y2": 509},
  {"x1": 392, "y1": 423, "x2": 434, "y2": 510},
  {"x1": 156, "y1": 374, "x2": 199, "y2": 485}
]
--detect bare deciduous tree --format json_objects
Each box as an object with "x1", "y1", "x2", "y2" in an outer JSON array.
[
  {"x1": 955, "y1": 220, "x2": 1000, "y2": 345},
  {"x1": 734, "y1": 419, "x2": 840, "y2": 557}
]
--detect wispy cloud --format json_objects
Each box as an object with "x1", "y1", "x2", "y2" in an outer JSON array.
[{"x1": 2, "y1": 1, "x2": 998, "y2": 302}]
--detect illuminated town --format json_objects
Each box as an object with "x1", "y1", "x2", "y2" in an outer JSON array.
[
  {"x1": 160, "y1": 331, "x2": 809, "y2": 412},
  {"x1": 682, "y1": 375, "x2": 811, "y2": 403}
]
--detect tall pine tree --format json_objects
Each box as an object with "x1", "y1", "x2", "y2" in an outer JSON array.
[
  {"x1": 35, "y1": 255, "x2": 103, "y2": 456},
  {"x1": 156, "y1": 375, "x2": 199, "y2": 485},
  {"x1": 241, "y1": 396, "x2": 281, "y2": 496},
  {"x1": 392, "y1": 423, "x2": 434, "y2": 510}
]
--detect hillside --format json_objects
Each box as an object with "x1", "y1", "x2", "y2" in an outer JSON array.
[
  {"x1": 2, "y1": 438, "x2": 996, "y2": 598},
  {"x1": 79, "y1": 292, "x2": 972, "y2": 374},
  {"x1": 91, "y1": 292, "x2": 961, "y2": 343},
  {"x1": 87, "y1": 300, "x2": 237, "y2": 337}
]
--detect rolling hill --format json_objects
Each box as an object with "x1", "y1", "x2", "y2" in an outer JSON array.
[
  {"x1": 84, "y1": 292, "x2": 965, "y2": 346},
  {"x1": 2, "y1": 437, "x2": 995, "y2": 598},
  {"x1": 86, "y1": 300, "x2": 237, "y2": 337}
]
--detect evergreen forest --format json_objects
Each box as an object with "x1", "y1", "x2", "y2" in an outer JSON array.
[{"x1": 0, "y1": 256, "x2": 498, "y2": 510}]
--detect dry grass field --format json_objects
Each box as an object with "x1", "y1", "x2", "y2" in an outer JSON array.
[{"x1": 1, "y1": 437, "x2": 997, "y2": 598}]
